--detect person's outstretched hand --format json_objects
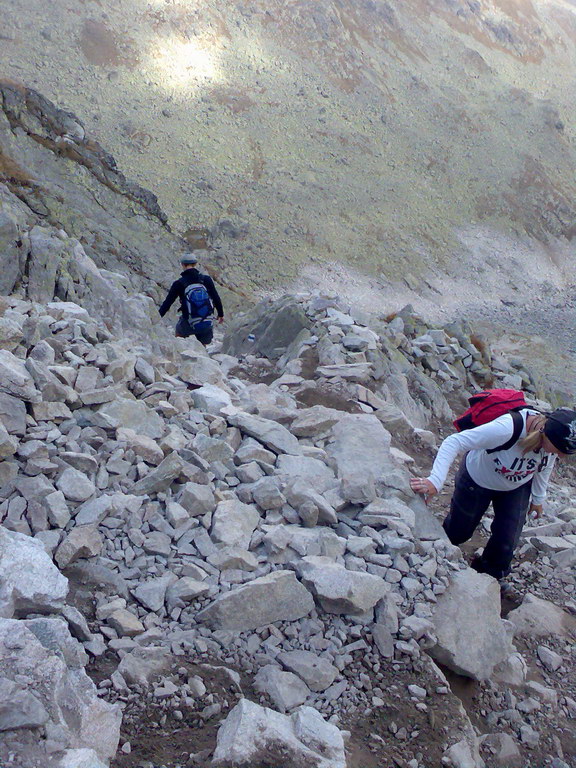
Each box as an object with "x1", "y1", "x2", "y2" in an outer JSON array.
[
  {"x1": 529, "y1": 502, "x2": 543, "y2": 518},
  {"x1": 410, "y1": 478, "x2": 438, "y2": 501}
]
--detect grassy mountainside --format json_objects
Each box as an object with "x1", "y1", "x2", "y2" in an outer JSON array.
[{"x1": 2, "y1": 0, "x2": 576, "y2": 293}]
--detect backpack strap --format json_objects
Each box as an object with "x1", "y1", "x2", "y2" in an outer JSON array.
[{"x1": 485, "y1": 409, "x2": 525, "y2": 454}]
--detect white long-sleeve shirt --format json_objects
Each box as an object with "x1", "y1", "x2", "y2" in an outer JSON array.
[{"x1": 427, "y1": 410, "x2": 555, "y2": 505}]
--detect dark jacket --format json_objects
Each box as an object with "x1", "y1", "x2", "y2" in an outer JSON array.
[{"x1": 159, "y1": 269, "x2": 224, "y2": 320}]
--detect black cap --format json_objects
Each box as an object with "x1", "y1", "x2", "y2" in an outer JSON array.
[{"x1": 544, "y1": 409, "x2": 576, "y2": 455}]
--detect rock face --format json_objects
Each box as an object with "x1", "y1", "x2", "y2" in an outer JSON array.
[
  {"x1": 211, "y1": 699, "x2": 347, "y2": 768},
  {"x1": 197, "y1": 571, "x2": 315, "y2": 631},
  {"x1": 429, "y1": 569, "x2": 514, "y2": 680},
  {"x1": 0, "y1": 527, "x2": 68, "y2": 618}
]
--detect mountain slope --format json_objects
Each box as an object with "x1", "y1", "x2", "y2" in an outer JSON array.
[{"x1": 1, "y1": 0, "x2": 576, "y2": 294}]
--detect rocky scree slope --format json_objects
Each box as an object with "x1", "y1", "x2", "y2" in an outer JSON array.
[
  {"x1": 2, "y1": 1, "x2": 576, "y2": 294},
  {"x1": 0, "y1": 279, "x2": 575, "y2": 768}
]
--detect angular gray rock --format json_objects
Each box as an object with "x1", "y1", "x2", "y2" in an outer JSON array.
[
  {"x1": 326, "y1": 414, "x2": 392, "y2": 503},
  {"x1": 117, "y1": 646, "x2": 172, "y2": 687},
  {"x1": 0, "y1": 527, "x2": 68, "y2": 618},
  {"x1": 0, "y1": 349, "x2": 40, "y2": 402},
  {"x1": 227, "y1": 411, "x2": 301, "y2": 455},
  {"x1": 132, "y1": 573, "x2": 178, "y2": 612},
  {"x1": 277, "y1": 650, "x2": 338, "y2": 692},
  {"x1": 56, "y1": 467, "x2": 95, "y2": 502},
  {"x1": 507, "y1": 593, "x2": 576, "y2": 638},
  {"x1": 132, "y1": 452, "x2": 185, "y2": 495},
  {"x1": 429, "y1": 569, "x2": 514, "y2": 680},
  {"x1": 54, "y1": 525, "x2": 102, "y2": 569},
  {"x1": 211, "y1": 699, "x2": 346, "y2": 768},
  {"x1": 254, "y1": 665, "x2": 310, "y2": 712},
  {"x1": 198, "y1": 570, "x2": 314, "y2": 631},
  {"x1": 0, "y1": 618, "x2": 121, "y2": 761},
  {"x1": 97, "y1": 398, "x2": 164, "y2": 439},
  {"x1": 294, "y1": 556, "x2": 387, "y2": 615},
  {"x1": 211, "y1": 499, "x2": 260, "y2": 549}
]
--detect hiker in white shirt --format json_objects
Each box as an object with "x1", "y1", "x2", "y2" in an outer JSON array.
[{"x1": 410, "y1": 408, "x2": 576, "y2": 580}]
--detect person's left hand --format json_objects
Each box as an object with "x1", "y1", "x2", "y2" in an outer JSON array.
[
  {"x1": 529, "y1": 503, "x2": 543, "y2": 518},
  {"x1": 218, "y1": 316, "x2": 224, "y2": 324}
]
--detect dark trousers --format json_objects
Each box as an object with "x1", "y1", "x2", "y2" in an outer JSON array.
[
  {"x1": 175, "y1": 317, "x2": 213, "y2": 346},
  {"x1": 443, "y1": 459, "x2": 532, "y2": 580}
]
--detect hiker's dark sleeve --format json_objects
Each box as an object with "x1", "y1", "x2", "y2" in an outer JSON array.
[
  {"x1": 158, "y1": 281, "x2": 180, "y2": 317},
  {"x1": 204, "y1": 276, "x2": 224, "y2": 317}
]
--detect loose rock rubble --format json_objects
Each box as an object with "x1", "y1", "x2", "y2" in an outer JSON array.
[{"x1": 0, "y1": 274, "x2": 575, "y2": 768}]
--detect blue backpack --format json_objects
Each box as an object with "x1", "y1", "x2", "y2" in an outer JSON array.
[{"x1": 184, "y1": 280, "x2": 213, "y2": 331}]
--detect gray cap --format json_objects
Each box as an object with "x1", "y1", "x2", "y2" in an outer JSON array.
[{"x1": 180, "y1": 253, "x2": 198, "y2": 265}]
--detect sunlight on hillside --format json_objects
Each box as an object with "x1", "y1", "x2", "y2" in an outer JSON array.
[{"x1": 150, "y1": 37, "x2": 222, "y2": 94}]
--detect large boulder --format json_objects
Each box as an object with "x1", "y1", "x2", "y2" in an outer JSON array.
[
  {"x1": 0, "y1": 527, "x2": 68, "y2": 617},
  {"x1": 429, "y1": 569, "x2": 514, "y2": 680},
  {"x1": 294, "y1": 556, "x2": 388, "y2": 615},
  {"x1": 211, "y1": 699, "x2": 346, "y2": 768},
  {"x1": 0, "y1": 619, "x2": 121, "y2": 762},
  {"x1": 197, "y1": 571, "x2": 314, "y2": 631},
  {"x1": 221, "y1": 297, "x2": 312, "y2": 360},
  {"x1": 326, "y1": 414, "x2": 393, "y2": 504}
]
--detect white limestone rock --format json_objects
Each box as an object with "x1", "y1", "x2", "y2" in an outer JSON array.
[
  {"x1": 0, "y1": 527, "x2": 68, "y2": 618},
  {"x1": 0, "y1": 618, "x2": 121, "y2": 761},
  {"x1": 294, "y1": 556, "x2": 388, "y2": 615},
  {"x1": 211, "y1": 499, "x2": 260, "y2": 549},
  {"x1": 227, "y1": 411, "x2": 301, "y2": 455},
  {"x1": 507, "y1": 593, "x2": 576, "y2": 639},
  {"x1": 211, "y1": 699, "x2": 346, "y2": 768},
  {"x1": 277, "y1": 650, "x2": 338, "y2": 692},
  {"x1": 97, "y1": 398, "x2": 164, "y2": 439},
  {"x1": 326, "y1": 413, "x2": 392, "y2": 504},
  {"x1": 429, "y1": 569, "x2": 514, "y2": 680},
  {"x1": 56, "y1": 467, "x2": 95, "y2": 502},
  {"x1": 197, "y1": 570, "x2": 314, "y2": 631},
  {"x1": 254, "y1": 665, "x2": 310, "y2": 712},
  {"x1": 191, "y1": 383, "x2": 233, "y2": 414},
  {"x1": 55, "y1": 525, "x2": 102, "y2": 569}
]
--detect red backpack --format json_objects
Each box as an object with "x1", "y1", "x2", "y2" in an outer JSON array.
[{"x1": 453, "y1": 388, "x2": 528, "y2": 454}]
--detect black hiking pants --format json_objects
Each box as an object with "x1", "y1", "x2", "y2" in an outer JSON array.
[
  {"x1": 175, "y1": 316, "x2": 213, "y2": 346},
  {"x1": 442, "y1": 458, "x2": 532, "y2": 580}
]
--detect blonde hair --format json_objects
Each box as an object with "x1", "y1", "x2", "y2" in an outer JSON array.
[{"x1": 519, "y1": 413, "x2": 546, "y2": 455}]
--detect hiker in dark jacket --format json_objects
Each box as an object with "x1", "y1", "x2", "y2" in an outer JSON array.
[{"x1": 159, "y1": 253, "x2": 224, "y2": 346}]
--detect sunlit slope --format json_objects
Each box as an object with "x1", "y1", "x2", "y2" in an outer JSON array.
[{"x1": 2, "y1": 0, "x2": 575, "y2": 291}]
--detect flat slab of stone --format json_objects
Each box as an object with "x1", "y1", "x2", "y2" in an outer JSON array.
[
  {"x1": 197, "y1": 571, "x2": 314, "y2": 631},
  {"x1": 227, "y1": 411, "x2": 301, "y2": 455}
]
